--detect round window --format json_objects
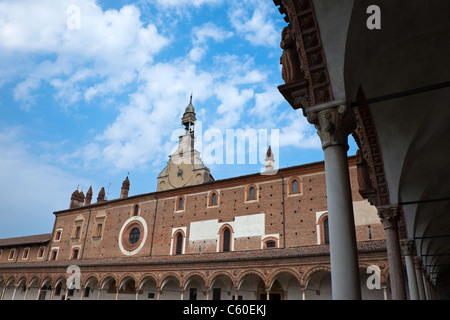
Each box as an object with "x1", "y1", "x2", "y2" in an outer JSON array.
[
  {"x1": 129, "y1": 228, "x2": 141, "y2": 244},
  {"x1": 119, "y1": 218, "x2": 146, "y2": 254}
]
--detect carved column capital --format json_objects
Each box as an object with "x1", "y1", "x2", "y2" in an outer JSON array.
[
  {"x1": 305, "y1": 103, "x2": 356, "y2": 150},
  {"x1": 377, "y1": 205, "x2": 400, "y2": 229},
  {"x1": 400, "y1": 239, "x2": 416, "y2": 256},
  {"x1": 414, "y1": 256, "x2": 423, "y2": 269}
]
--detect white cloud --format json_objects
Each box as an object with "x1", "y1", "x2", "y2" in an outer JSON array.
[
  {"x1": 148, "y1": 0, "x2": 222, "y2": 8},
  {"x1": 228, "y1": 0, "x2": 279, "y2": 47},
  {"x1": 192, "y1": 22, "x2": 233, "y2": 45},
  {"x1": 188, "y1": 22, "x2": 233, "y2": 63},
  {"x1": 278, "y1": 112, "x2": 321, "y2": 149},
  {"x1": 0, "y1": 0, "x2": 169, "y2": 106},
  {"x1": 189, "y1": 46, "x2": 207, "y2": 62}
]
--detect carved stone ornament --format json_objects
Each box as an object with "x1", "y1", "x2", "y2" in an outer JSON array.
[
  {"x1": 277, "y1": 80, "x2": 309, "y2": 110},
  {"x1": 305, "y1": 104, "x2": 356, "y2": 150},
  {"x1": 377, "y1": 205, "x2": 400, "y2": 229},
  {"x1": 280, "y1": 25, "x2": 303, "y2": 84},
  {"x1": 399, "y1": 239, "x2": 416, "y2": 256},
  {"x1": 274, "y1": 0, "x2": 333, "y2": 109}
]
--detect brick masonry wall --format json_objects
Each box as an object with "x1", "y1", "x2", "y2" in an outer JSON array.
[{"x1": 7, "y1": 157, "x2": 385, "y2": 264}]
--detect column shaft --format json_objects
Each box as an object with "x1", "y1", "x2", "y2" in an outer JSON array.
[
  {"x1": 306, "y1": 104, "x2": 360, "y2": 300},
  {"x1": 414, "y1": 257, "x2": 426, "y2": 300},
  {"x1": 324, "y1": 145, "x2": 361, "y2": 300},
  {"x1": 378, "y1": 206, "x2": 407, "y2": 299}
]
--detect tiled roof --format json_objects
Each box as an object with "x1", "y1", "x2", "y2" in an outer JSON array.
[
  {"x1": 0, "y1": 233, "x2": 52, "y2": 248},
  {"x1": 0, "y1": 239, "x2": 386, "y2": 269}
]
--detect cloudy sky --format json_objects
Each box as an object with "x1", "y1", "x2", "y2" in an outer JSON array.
[{"x1": 0, "y1": 0, "x2": 357, "y2": 238}]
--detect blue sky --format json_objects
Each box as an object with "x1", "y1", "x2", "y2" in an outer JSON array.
[{"x1": 0, "y1": 0, "x2": 357, "y2": 238}]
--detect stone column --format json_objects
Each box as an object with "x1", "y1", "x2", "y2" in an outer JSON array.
[
  {"x1": 381, "y1": 286, "x2": 388, "y2": 300},
  {"x1": 0, "y1": 285, "x2": 6, "y2": 300},
  {"x1": 400, "y1": 239, "x2": 419, "y2": 300},
  {"x1": 157, "y1": 288, "x2": 161, "y2": 300},
  {"x1": 11, "y1": 286, "x2": 17, "y2": 300},
  {"x1": 135, "y1": 289, "x2": 140, "y2": 300},
  {"x1": 414, "y1": 257, "x2": 426, "y2": 300},
  {"x1": 423, "y1": 273, "x2": 430, "y2": 300},
  {"x1": 377, "y1": 205, "x2": 407, "y2": 300},
  {"x1": 306, "y1": 103, "x2": 361, "y2": 300}
]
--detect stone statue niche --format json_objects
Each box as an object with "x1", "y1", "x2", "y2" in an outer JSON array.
[{"x1": 280, "y1": 25, "x2": 303, "y2": 84}]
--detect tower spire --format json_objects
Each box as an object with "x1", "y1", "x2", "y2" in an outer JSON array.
[{"x1": 182, "y1": 94, "x2": 196, "y2": 134}]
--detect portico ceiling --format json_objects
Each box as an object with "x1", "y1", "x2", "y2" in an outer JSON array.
[{"x1": 344, "y1": 0, "x2": 450, "y2": 285}]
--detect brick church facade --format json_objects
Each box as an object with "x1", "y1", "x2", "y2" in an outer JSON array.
[{"x1": 0, "y1": 98, "x2": 391, "y2": 300}]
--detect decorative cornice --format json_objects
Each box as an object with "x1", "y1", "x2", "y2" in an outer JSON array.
[
  {"x1": 352, "y1": 91, "x2": 391, "y2": 207},
  {"x1": 274, "y1": 0, "x2": 333, "y2": 110}
]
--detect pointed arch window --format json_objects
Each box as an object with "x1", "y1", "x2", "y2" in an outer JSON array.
[
  {"x1": 209, "y1": 191, "x2": 219, "y2": 207},
  {"x1": 246, "y1": 184, "x2": 258, "y2": 201},
  {"x1": 223, "y1": 228, "x2": 231, "y2": 252},
  {"x1": 289, "y1": 177, "x2": 301, "y2": 195},
  {"x1": 292, "y1": 180, "x2": 299, "y2": 193},
  {"x1": 176, "y1": 233, "x2": 183, "y2": 255},
  {"x1": 250, "y1": 187, "x2": 255, "y2": 200},
  {"x1": 323, "y1": 217, "x2": 329, "y2": 244},
  {"x1": 176, "y1": 196, "x2": 185, "y2": 211},
  {"x1": 318, "y1": 213, "x2": 330, "y2": 245},
  {"x1": 172, "y1": 230, "x2": 185, "y2": 255},
  {"x1": 219, "y1": 225, "x2": 233, "y2": 253}
]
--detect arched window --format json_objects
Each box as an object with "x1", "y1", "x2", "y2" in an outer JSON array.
[
  {"x1": 175, "y1": 233, "x2": 183, "y2": 255},
  {"x1": 71, "y1": 248, "x2": 79, "y2": 260},
  {"x1": 50, "y1": 250, "x2": 58, "y2": 261},
  {"x1": 266, "y1": 241, "x2": 276, "y2": 248},
  {"x1": 292, "y1": 180, "x2": 299, "y2": 193},
  {"x1": 246, "y1": 185, "x2": 258, "y2": 202},
  {"x1": 133, "y1": 205, "x2": 139, "y2": 216},
  {"x1": 249, "y1": 187, "x2": 255, "y2": 200},
  {"x1": 209, "y1": 191, "x2": 219, "y2": 206},
  {"x1": 289, "y1": 177, "x2": 301, "y2": 195},
  {"x1": 323, "y1": 217, "x2": 329, "y2": 244},
  {"x1": 223, "y1": 228, "x2": 231, "y2": 252},
  {"x1": 177, "y1": 197, "x2": 184, "y2": 210}
]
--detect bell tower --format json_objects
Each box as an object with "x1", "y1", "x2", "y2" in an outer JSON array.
[{"x1": 157, "y1": 96, "x2": 214, "y2": 191}]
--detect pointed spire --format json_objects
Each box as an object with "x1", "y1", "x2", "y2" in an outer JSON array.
[
  {"x1": 84, "y1": 186, "x2": 93, "y2": 206},
  {"x1": 97, "y1": 187, "x2": 106, "y2": 203},
  {"x1": 120, "y1": 176, "x2": 130, "y2": 199},
  {"x1": 70, "y1": 188, "x2": 83, "y2": 209},
  {"x1": 265, "y1": 146, "x2": 275, "y2": 173},
  {"x1": 182, "y1": 94, "x2": 196, "y2": 133}
]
